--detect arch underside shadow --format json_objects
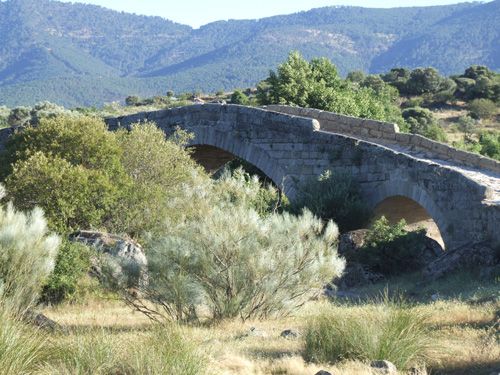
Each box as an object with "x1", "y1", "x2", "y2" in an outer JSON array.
[
  {"x1": 366, "y1": 180, "x2": 450, "y2": 249},
  {"x1": 374, "y1": 195, "x2": 445, "y2": 249},
  {"x1": 187, "y1": 128, "x2": 291, "y2": 195},
  {"x1": 189, "y1": 145, "x2": 236, "y2": 173}
]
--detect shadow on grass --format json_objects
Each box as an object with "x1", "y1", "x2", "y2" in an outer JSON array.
[
  {"x1": 430, "y1": 359, "x2": 500, "y2": 375},
  {"x1": 54, "y1": 322, "x2": 153, "y2": 335},
  {"x1": 333, "y1": 269, "x2": 498, "y2": 305},
  {"x1": 245, "y1": 348, "x2": 300, "y2": 361}
]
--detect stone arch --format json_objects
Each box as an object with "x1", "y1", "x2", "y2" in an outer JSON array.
[
  {"x1": 365, "y1": 180, "x2": 450, "y2": 249},
  {"x1": 373, "y1": 195, "x2": 444, "y2": 248},
  {"x1": 187, "y1": 127, "x2": 291, "y2": 194}
]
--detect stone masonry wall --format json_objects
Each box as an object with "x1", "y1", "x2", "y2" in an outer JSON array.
[
  {"x1": 106, "y1": 104, "x2": 499, "y2": 249},
  {"x1": 265, "y1": 105, "x2": 500, "y2": 173}
]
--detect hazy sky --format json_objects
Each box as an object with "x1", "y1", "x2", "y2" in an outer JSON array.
[{"x1": 58, "y1": 0, "x2": 472, "y2": 28}]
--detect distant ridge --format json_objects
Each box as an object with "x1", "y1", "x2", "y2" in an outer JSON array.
[{"x1": 0, "y1": 0, "x2": 498, "y2": 107}]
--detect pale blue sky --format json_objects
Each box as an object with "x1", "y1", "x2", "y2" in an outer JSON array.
[{"x1": 58, "y1": 0, "x2": 475, "y2": 28}]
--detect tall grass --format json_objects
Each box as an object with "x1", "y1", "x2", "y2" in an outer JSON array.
[
  {"x1": 304, "y1": 298, "x2": 436, "y2": 370},
  {"x1": 43, "y1": 328, "x2": 123, "y2": 374},
  {"x1": 125, "y1": 324, "x2": 205, "y2": 375},
  {"x1": 42, "y1": 324, "x2": 205, "y2": 374},
  {"x1": 0, "y1": 308, "x2": 50, "y2": 375}
]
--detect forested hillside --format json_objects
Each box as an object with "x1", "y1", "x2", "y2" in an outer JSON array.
[{"x1": 0, "y1": 0, "x2": 498, "y2": 107}]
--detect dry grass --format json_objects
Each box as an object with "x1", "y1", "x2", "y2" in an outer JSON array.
[
  {"x1": 431, "y1": 104, "x2": 499, "y2": 144},
  {"x1": 39, "y1": 289, "x2": 499, "y2": 375}
]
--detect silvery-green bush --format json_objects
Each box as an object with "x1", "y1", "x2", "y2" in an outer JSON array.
[
  {"x1": 116, "y1": 204, "x2": 344, "y2": 322},
  {"x1": 0, "y1": 185, "x2": 59, "y2": 314}
]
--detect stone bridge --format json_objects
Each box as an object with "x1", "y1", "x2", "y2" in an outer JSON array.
[
  {"x1": 104, "y1": 104, "x2": 500, "y2": 251},
  {"x1": 2, "y1": 104, "x2": 498, "y2": 251}
]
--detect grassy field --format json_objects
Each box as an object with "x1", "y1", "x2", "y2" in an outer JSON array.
[{"x1": 38, "y1": 272, "x2": 499, "y2": 375}]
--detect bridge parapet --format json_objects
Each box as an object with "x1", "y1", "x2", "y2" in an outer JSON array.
[{"x1": 265, "y1": 105, "x2": 500, "y2": 174}]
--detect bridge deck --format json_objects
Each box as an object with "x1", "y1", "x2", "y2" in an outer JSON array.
[
  {"x1": 266, "y1": 105, "x2": 500, "y2": 206},
  {"x1": 386, "y1": 143, "x2": 500, "y2": 205}
]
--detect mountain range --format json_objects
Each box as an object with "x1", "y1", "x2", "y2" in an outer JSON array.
[{"x1": 0, "y1": 0, "x2": 499, "y2": 107}]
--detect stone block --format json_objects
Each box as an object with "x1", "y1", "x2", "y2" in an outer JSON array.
[{"x1": 395, "y1": 133, "x2": 411, "y2": 144}]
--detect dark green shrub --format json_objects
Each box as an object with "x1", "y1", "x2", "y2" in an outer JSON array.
[
  {"x1": 402, "y1": 106, "x2": 447, "y2": 142},
  {"x1": 292, "y1": 170, "x2": 371, "y2": 232},
  {"x1": 469, "y1": 98, "x2": 497, "y2": 119},
  {"x1": 353, "y1": 217, "x2": 427, "y2": 275},
  {"x1": 41, "y1": 240, "x2": 93, "y2": 304},
  {"x1": 125, "y1": 96, "x2": 141, "y2": 106},
  {"x1": 230, "y1": 90, "x2": 249, "y2": 105},
  {"x1": 453, "y1": 131, "x2": 500, "y2": 161},
  {"x1": 5, "y1": 152, "x2": 122, "y2": 233},
  {"x1": 7, "y1": 107, "x2": 31, "y2": 127},
  {"x1": 477, "y1": 131, "x2": 500, "y2": 160},
  {"x1": 0, "y1": 115, "x2": 125, "y2": 181},
  {"x1": 111, "y1": 124, "x2": 203, "y2": 237}
]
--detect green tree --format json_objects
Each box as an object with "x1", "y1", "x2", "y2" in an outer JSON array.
[
  {"x1": 432, "y1": 78, "x2": 457, "y2": 104},
  {"x1": 405, "y1": 68, "x2": 444, "y2": 95},
  {"x1": 463, "y1": 65, "x2": 495, "y2": 80},
  {"x1": 5, "y1": 153, "x2": 122, "y2": 233},
  {"x1": 468, "y1": 98, "x2": 497, "y2": 119},
  {"x1": 453, "y1": 65, "x2": 500, "y2": 101},
  {"x1": 346, "y1": 70, "x2": 365, "y2": 83},
  {"x1": 111, "y1": 124, "x2": 203, "y2": 237},
  {"x1": 257, "y1": 51, "x2": 403, "y2": 125},
  {"x1": 360, "y1": 75, "x2": 386, "y2": 94},
  {"x1": 453, "y1": 77, "x2": 476, "y2": 100},
  {"x1": 7, "y1": 107, "x2": 31, "y2": 127},
  {"x1": 381, "y1": 67, "x2": 411, "y2": 94},
  {"x1": 230, "y1": 89, "x2": 249, "y2": 105},
  {"x1": 457, "y1": 115, "x2": 477, "y2": 142},
  {"x1": 0, "y1": 115, "x2": 125, "y2": 180},
  {"x1": 402, "y1": 107, "x2": 446, "y2": 142}
]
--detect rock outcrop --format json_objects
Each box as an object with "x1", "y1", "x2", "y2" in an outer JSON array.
[
  {"x1": 423, "y1": 241, "x2": 499, "y2": 281},
  {"x1": 69, "y1": 230, "x2": 147, "y2": 286}
]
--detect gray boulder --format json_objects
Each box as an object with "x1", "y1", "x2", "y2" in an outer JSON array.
[
  {"x1": 337, "y1": 262, "x2": 384, "y2": 288},
  {"x1": 370, "y1": 360, "x2": 398, "y2": 374},
  {"x1": 338, "y1": 229, "x2": 369, "y2": 258},
  {"x1": 280, "y1": 329, "x2": 299, "y2": 339},
  {"x1": 423, "y1": 241, "x2": 499, "y2": 281},
  {"x1": 69, "y1": 230, "x2": 147, "y2": 286}
]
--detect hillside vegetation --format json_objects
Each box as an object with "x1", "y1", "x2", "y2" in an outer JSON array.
[{"x1": 0, "y1": 0, "x2": 499, "y2": 106}]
